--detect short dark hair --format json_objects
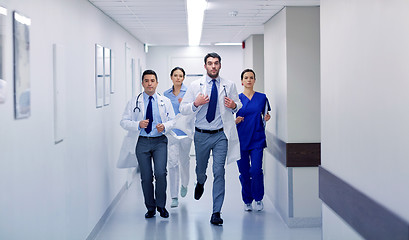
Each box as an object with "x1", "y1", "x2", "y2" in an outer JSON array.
[
  {"x1": 204, "y1": 52, "x2": 221, "y2": 64},
  {"x1": 142, "y1": 69, "x2": 158, "y2": 82},
  {"x1": 241, "y1": 69, "x2": 256, "y2": 80},
  {"x1": 170, "y1": 67, "x2": 185, "y2": 77}
]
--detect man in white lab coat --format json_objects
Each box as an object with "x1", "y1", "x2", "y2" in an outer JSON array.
[
  {"x1": 179, "y1": 52, "x2": 242, "y2": 225},
  {"x1": 118, "y1": 70, "x2": 175, "y2": 219}
]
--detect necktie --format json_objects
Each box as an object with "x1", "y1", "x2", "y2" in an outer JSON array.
[
  {"x1": 145, "y1": 96, "x2": 153, "y2": 133},
  {"x1": 206, "y1": 79, "x2": 217, "y2": 122}
]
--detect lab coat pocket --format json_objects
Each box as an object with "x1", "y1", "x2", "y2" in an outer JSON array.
[{"x1": 117, "y1": 135, "x2": 138, "y2": 168}]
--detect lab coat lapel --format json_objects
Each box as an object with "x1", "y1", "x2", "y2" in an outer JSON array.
[
  {"x1": 157, "y1": 95, "x2": 166, "y2": 122},
  {"x1": 199, "y1": 77, "x2": 207, "y2": 95},
  {"x1": 217, "y1": 78, "x2": 227, "y2": 112},
  {"x1": 218, "y1": 80, "x2": 224, "y2": 98}
]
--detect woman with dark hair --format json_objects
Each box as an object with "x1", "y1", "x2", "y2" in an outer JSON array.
[
  {"x1": 235, "y1": 69, "x2": 271, "y2": 212},
  {"x1": 163, "y1": 67, "x2": 193, "y2": 208}
]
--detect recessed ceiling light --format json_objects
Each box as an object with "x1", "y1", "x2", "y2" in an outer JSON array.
[
  {"x1": 229, "y1": 11, "x2": 238, "y2": 17},
  {"x1": 0, "y1": 6, "x2": 7, "y2": 16},
  {"x1": 214, "y1": 42, "x2": 241, "y2": 46}
]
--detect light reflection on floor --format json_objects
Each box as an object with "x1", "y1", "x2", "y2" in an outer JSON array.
[{"x1": 95, "y1": 158, "x2": 322, "y2": 240}]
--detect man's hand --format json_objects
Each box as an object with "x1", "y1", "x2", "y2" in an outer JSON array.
[
  {"x1": 224, "y1": 97, "x2": 236, "y2": 109},
  {"x1": 139, "y1": 119, "x2": 149, "y2": 128},
  {"x1": 194, "y1": 93, "x2": 209, "y2": 107},
  {"x1": 235, "y1": 116, "x2": 244, "y2": 124},
  {"x1": 156, "y1": 123, "x2": 165, "y2": 133}
]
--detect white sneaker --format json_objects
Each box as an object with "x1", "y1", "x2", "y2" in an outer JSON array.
[
  {"x1": 171, "y1": 198, "x2": 179, "y2": 208},
  {"x1": 255, "y1": 201, "x2": 264, "y2": 211},
  {"x1": 244, "y1": 203, "x2": 253, "y2": 211},
  {"x1": 180, "y1": 185, "x2": 188, "y2": 198}
]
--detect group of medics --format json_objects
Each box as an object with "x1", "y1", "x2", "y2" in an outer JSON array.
[{"x1": 117, "y1": 52, "x2": 270, "y2": 226}]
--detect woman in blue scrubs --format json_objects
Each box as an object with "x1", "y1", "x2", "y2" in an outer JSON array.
[
  {"x1": 235, "y1": 69, "x2": 270, "y2": 211},
  {"x1": 164, "y1": 67, "x2": 192, "y2": 208}
]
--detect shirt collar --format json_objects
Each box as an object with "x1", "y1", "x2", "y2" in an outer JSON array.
[
  {"x1": 165, "y1": 84, "x2": 187, "y2": 95},
  {"x1": 143, "y1": 92, "x2": 157, "y2": 101},
  {"x1": 164, "y1": 88, "x2": 172, "y2": 94},
  {"x1": 206, "y1": 75, "x2": 220, "y2": 84},
  {"x1": 181, "y1": 83, "x2": 188, "y2": 92},
  {"x1": 173, "y1": 84, "x2": 188, "y2": 92}
]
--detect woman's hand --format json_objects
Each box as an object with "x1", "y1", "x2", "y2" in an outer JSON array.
[
  {"x1": 264, "y1": 113, "x2": 271, "y2": 121},
  {"x1": 235, "y1": 116, "x2": 244, "y2": 124}
]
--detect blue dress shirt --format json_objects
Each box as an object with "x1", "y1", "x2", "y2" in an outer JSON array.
[
  {"x1": 140, "y1": 92, "x2": 163, "y2": 137},
  {"x1": 164, "y1": 84, "x2": 187, "y2": 136},
  {"x1": 193, "y1": 75, "x2": 223, "y2": 130}
]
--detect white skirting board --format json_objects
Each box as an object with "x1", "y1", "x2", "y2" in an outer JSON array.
[{"x1": 86, "y1": 182, "x2": 128, "y2": 240}]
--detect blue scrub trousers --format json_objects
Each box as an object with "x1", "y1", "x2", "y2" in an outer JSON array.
[{"x1": 237, "y1": 148, "x2": 264, "y2": 204}]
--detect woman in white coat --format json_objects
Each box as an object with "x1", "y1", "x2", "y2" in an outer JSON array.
[{"x1": 163, "y1": 67, "x2": 193, "y2": 208}]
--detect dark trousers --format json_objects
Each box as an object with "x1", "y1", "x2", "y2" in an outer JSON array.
[{"x1": 136, "y1": 135, "x2": 168, "y2": 211}]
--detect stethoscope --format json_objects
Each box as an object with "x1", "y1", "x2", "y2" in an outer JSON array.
[
  {"x1": 133, "y1": 92, "x2": 164, "y2": 112},
  {"x1": 200, "y1": 82, "x2": 228, "y2": 97}
]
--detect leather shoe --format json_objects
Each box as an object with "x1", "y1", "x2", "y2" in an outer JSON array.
[
  {"x1": 157, "y1": 207, "x2": 169, "y2": 218},
  {"x1": 194, "y1": 182, "x2": 204, "y2": 200},
  {"x1": 145, "y1": 210, "x2": 156, "y2": 218},
  {"x1": 210, "y1": 212, "x2": 223, "y2": 225}
]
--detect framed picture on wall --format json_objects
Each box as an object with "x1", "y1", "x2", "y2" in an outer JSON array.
[
  {"x1": 125, "y1": 42, "x2": 132, "y2": 100},
  {"x1": 95, "y1": 44, "x2": 104, "y2": 108},
  {"x1": 131, "y1": 58, "x2": 136, "y2": 98},
  {"x1": 0, "y1": 6, "x2": 7, "y2": 104},
  {"x1": 13, "y1": 11, "x2": 31, "y2": 119},
  {"x1": 109, "y1": 50, "x2": 114, "y2": 94},
  {"x1": 53, "y1": 44, "x2": 66, "y2": 144},
  {"x1": 103, "y1": 47, "x2": 111, "y2": 105}
]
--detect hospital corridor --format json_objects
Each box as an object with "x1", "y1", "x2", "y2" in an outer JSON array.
[{"x1": 1, "y1": 0, "x2": 409, "y2": 240}]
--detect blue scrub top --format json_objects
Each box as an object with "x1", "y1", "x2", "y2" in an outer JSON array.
[
  {"x1": 164, "y1": 84, "x2": 187, "y2": 136},
  {"x1": 236, "y1": 92, "x2": 270, "y2": 151}
]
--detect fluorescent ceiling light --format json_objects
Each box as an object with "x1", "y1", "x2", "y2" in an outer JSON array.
[
  {"x1": 0, "y1": 6, "x2": 7, "y2": 16},
  {"x1": 214, "y1": 43, "x2": 242, "y2": 46},
  {"x1": 187, "y1": 0, "x2": 207, "y2": 46}
]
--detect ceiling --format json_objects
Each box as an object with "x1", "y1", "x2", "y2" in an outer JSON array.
[{"x1": 89, "y1": 0, "x2": 320, "y2": 46}]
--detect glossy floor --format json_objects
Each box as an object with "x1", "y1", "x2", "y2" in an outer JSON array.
[{"x1": 95, "y1": 161, "x2": 322, "y2": 240}]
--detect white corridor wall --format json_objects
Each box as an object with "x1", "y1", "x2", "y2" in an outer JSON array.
[
  {"x1": 321, "y1": 0, "x2": 409, "y2": 238},
  {"x1": 0, "y1": 0, "x2": 145, "y2": 239}
]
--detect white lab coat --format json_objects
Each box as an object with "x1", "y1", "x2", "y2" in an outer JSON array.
[
  {"x1": 179, "y1": 76, "x2": 242, "y2": 164},
  {"x1": 167, "y1": 126, "x2": 192, "y2": 198},
  {"x1": 117, "y1": 92, "x2": 176, "y2": 168},
  {"x1": 166, "y1": 113, "x2": 194, "y2": 168}
]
